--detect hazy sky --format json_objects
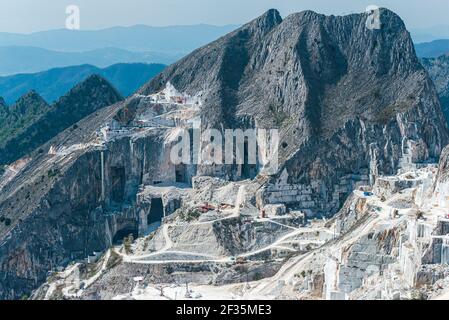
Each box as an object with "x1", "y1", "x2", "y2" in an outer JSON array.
[{"x1": 0, "y1": 0, "x2": 448, "y2": 33}]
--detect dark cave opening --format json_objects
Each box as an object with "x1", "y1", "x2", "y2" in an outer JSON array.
[
  {"x1": 112, "y1": 227, "x2": 138, "y2": 244},
  {"x1": 175, "y1": 164, "x2": 187, "y2": 183},
  {"x1": 148, "y1": 197, "x2": 164, "y2": 225}
]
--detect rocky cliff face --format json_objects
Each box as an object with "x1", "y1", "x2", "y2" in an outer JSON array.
[
  {"x1": 0, "y1": 75, "x2": 123, "y2": 165},
  {"x1": 0, "y1": 117, "x2": 167, "y2": 299},
  {"x1": 0, "y1": 9, "x2": 448, "y2": 299},
  {"x1": 432, "y1": 145, "x2": 449, "y2": 208},
  {"x1": 422, "y1": 54, "x2": 449, "y2": 125},
  {"x1": 31, "y1": 153, "x2": 449, "y2": 300},
  {"x1": 142, "y1": 8, "x2": 448, "y2": 215}
]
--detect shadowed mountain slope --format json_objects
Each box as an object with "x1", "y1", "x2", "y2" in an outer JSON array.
[{"x1": 0, "y1": 75, "x2": 123, "y2": 165}]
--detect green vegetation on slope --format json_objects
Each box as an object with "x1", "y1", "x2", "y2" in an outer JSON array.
[{"x1": 0, "y1": 75, "x2": 123, "y2": 165}]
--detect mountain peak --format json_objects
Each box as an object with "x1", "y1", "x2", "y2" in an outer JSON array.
[
  {"x1": 287, "y1": 9, "x2": 323, "y2": 20},
  {"x1": 57, "y1": 74, "x2": 123, "y2": 106},
  {"x1": 282, "y1": 7, "x2": 407, "y2": 32},
  {"x1": 78, "y1": 74, "x2": 116, "y2": 89},
  {"x1": 16, "y1": 90, "x2": 47, "y2": 104},
  {"x1": 259, "y1": 9, "x2": 282, "y2": 26},
  {"x1": 11, "y1": 90, "x2": 48, "y2": 115},
  {"x1": 245, "y1": 8, "x2": 282, "y2": 34},
  {"x1": 375, "y1": 7, "x2": 407, "y2": 33},
  {"x1": 51, "y1": 74, "x2": 123, "y2": 129},
  {"x1": 139, "y1": 7, "x2": 447, "y2": 163}
]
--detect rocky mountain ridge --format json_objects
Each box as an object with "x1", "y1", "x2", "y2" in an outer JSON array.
[
  {"x1": 0, "y1": 8, "x2": 448, "y2": 299},
  {"x1": 142, "y1": 8, "x2": 448, "y2": 215}
]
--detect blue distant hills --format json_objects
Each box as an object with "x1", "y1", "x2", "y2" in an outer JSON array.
[
  {"x1": 0, "y1": 63, "x2": 166, "y2": 105},
  {"x1": 410, "y1": 25, "x2": 449, "y2": 43},
  {"x1": 0, "y1": 24, "x2": 238, "y2": 52},
  {"x1": 0, "y1": 24, "x2": 241, "y2": 106},
  {"x1": 415, "y1": 40, "x2": 449, "y2": 58},
  {"x1": 0, "y1": 24, "x2": 238, "y2": 75},
  {"x1": 0, "y1": 46, "x2": 173, "y2": 76}
]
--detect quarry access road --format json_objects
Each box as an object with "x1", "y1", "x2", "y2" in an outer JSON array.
[{"x1": 122, "y1": 223, "x2": 326, "y2": 265}]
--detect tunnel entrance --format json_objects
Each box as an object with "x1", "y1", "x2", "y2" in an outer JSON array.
[
  {"x1": 113, "y1": 227, "x2": 138, "y2": 244},
  {"x1": 111, "y1": 167, "x2": 126, "y2": 203},
  {"x1": 175, "y1": 164, "x2": 187, "y2": 183},
  {"x1": 242, "y1": 139, "x2": 257, "y2": 179},
  {"x1": 148, "y1": 198, "x2": 164, "y2": 225}
]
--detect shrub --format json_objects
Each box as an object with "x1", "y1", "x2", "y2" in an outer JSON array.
[
  {"x1": 47, "y1": 168, "x2": 60, "y2": 178},
  {"x1": 253, "y1": 272, "x2": 263, "y2": 281},
  {"x1": 182, "y1": 208, "x2": 201, "y2": 222},
  {"x1": 106, "y1": 250, "x2": 123, "y2": 269},
  {"x1": 123, "y1": 234, "x2": 134, "y2": 254}
]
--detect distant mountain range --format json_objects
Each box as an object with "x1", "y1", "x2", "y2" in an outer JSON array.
[
  {"x1": 0, "y1": 63, "x2": 166, "y2": 105},
  {"x1": 0, "y1": 24, "x2": 238, "y2": 52},
  {"x1": 0, "y1": 46, "x2": 174, "y2": 76},
  {"x1": 410, "y1": 26, "x2": 449, "y2": 43},
  {"x1": 0, "y1": 24, "x2": 237, "y2": 75},
  {"x1": 415, "y1": 40, "x2": 449, "y2": 58}
]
